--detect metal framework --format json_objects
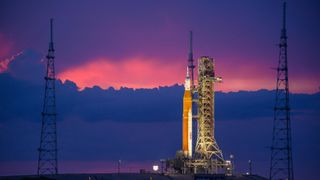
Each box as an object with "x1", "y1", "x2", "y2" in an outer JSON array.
[
  {"x1": 195, "y1": 56, "x2": 223, "y2": 162},
  {"x1": 168, "y1": 35, "x2": 230, "y2": 175},
  {"x1": 37, "y1": 18, "x2": 58, "y2": 175},
  {"x1": 270, "y1": 2, "x2": 294, "y2": 180},
  {"x1": 188, "y1": 31, "x2": 195, "y2": 90},
  {"x1": 184, "y1": 159, "x2": 222, "y2": 174}
]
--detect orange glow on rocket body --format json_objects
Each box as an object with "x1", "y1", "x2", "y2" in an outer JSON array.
[{"x1": 182, "y1": 68, "x2": 192, "y2": 157}]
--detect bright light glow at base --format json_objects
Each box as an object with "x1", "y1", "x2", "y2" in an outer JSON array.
[{"x1": 152, "y1": 165, "x2": 159, "y2": 172}]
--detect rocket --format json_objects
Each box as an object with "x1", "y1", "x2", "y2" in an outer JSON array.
[
  {"x1": 182, "y1": 31, "x2": 194, "y2": 158},
  {"x1": 182, "y1": 67, "x2": 192, "y2": 157}
]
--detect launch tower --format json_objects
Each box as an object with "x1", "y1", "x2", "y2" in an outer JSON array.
[
  {"x1": 195, "y1": 56, "x2": 223, "y2": 161},
  {"x1": 168, "y1": 33, "x2": 230, "y2": 175},
  {"x1": 37, "y1": 19, "x2": 58, "y2": 175}
]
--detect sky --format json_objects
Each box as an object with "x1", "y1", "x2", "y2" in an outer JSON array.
[
  {"x1": 0, "y1": 0, "x2": 320, "y2": 179},
  {"x1": 0, "y1": 0, "x2": 319, "y2": 93}
]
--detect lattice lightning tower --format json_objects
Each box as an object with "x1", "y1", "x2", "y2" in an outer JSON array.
[
  {"x1": 37, "y1": 18, "x2": 58, "y2": 175},
  {"x1": 269, "y1": 2, "x2": 294, "y2": 180}
]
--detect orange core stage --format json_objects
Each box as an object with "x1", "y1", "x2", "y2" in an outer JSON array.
[{"x1": 182, "y1": 68, "x2": 192, "y2": 157}]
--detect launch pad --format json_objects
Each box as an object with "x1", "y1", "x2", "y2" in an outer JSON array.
[
  {"x1": 167, "y1": 152, "x2": 232, "y2": 175},
  {"x1": 166, "y1": 33, "x2": 232, "y2": 175}
]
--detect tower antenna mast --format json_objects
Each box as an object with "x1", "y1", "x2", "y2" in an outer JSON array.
[
  {"x1": 269, "y1": 2, "x2": 294, "y2": 180},
  {"x1": 37, "y1": 18, "x2": 58, "y2": 175}
]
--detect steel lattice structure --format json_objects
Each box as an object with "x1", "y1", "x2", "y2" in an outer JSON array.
[
  {"x1": 269, "y1": 2, "x2": 294, "y2": 180},
  {"x1": 188, "y1": 31, "x2": 195, "y2": 90},
  {"x1": 37, "y1": 19, "x2": 58, "y2": 175},
  {"x1": 168, "y1": 34, "x2": 230, "y2": 175},
  {"x1": 195, "y1": 56, "x2": 223, "y2": 162}
]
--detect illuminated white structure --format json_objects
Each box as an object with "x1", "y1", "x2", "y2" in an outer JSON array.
[{"x1": 195, "y1": 56, "x2": 223, "y2": 161}]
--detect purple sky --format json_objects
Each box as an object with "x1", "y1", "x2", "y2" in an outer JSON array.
[
  {"x1": 1, "y1": 0, "x2": 319, "y2": 93},
  {"x1": 0, "y1": 1, "x2": 320, "y2": 179}
]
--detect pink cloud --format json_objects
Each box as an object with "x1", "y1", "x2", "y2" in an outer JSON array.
[
  {"x1": 216, "y1": 57, "x2": 319, "y2": 93},
  {"x1": 58, "y1": 57, "x2": 185, "y2": 90},
  {"x1": 58, "y1": 57, "x2": 318, "y2": 93},
  {"x1": 0, "y1": 32, "x2": 16, "y2": 73},
  {"x1": 0, "y1": 51, "x2": 24, "y2": 73}
]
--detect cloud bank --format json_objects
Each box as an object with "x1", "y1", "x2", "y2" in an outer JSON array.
[{"x1": 0, "y1": 50, "x2": 319, "y2": 179}]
